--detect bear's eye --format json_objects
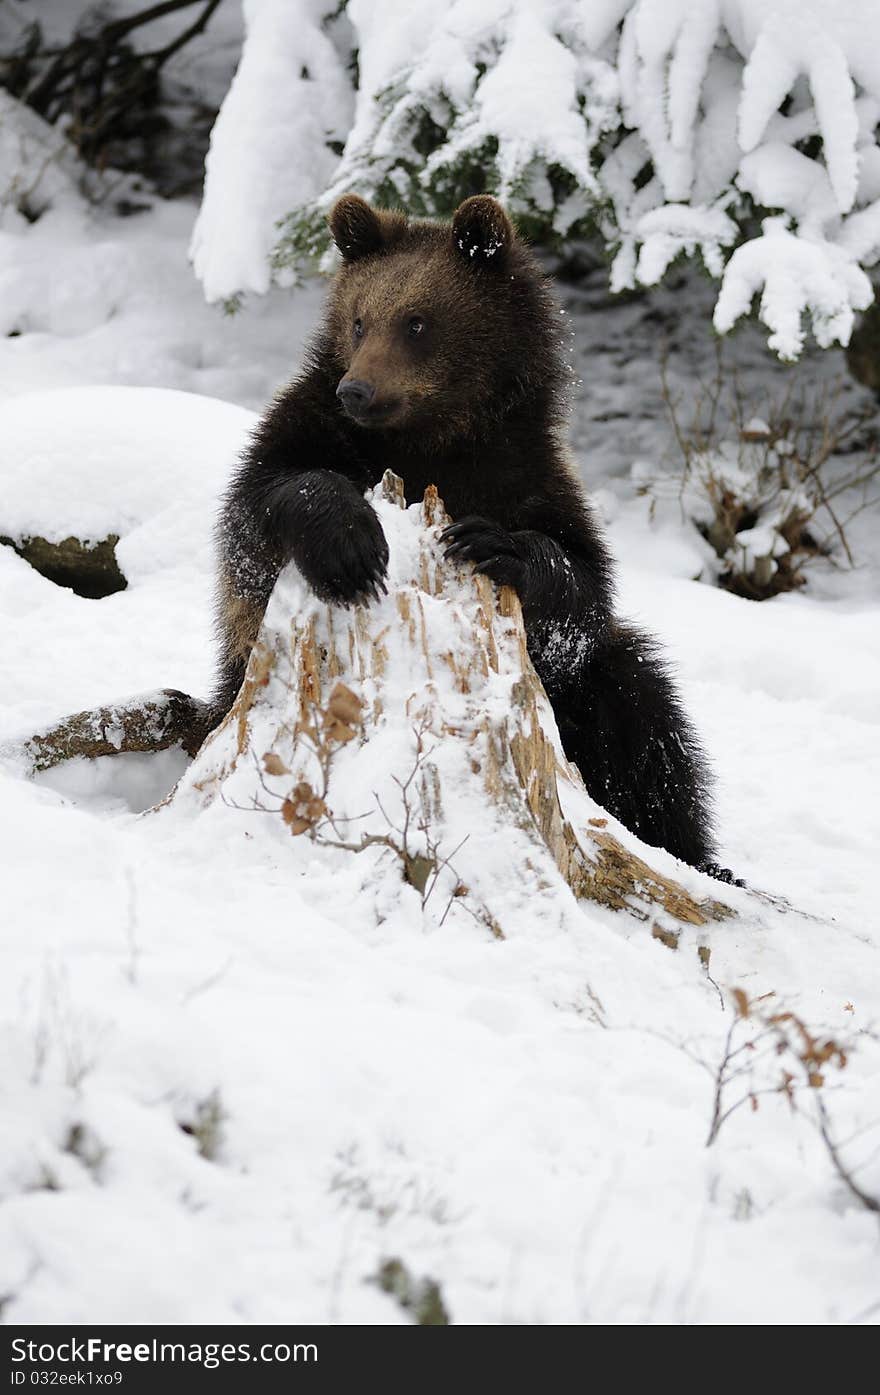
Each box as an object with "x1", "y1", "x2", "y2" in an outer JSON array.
[
  {"x1": 407, "y1": 316, "x2": 426, "y2": 338},
  {"x1": 353, "y1": 317, "x2": 364, "y2": 339}
]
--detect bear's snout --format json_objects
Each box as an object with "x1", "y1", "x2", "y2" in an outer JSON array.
[{"x1": 336, "y1": 378, "x2": 376, "y2": 421}]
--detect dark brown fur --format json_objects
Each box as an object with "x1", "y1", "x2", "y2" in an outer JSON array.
[{"x1": 212, "y1": 195, "x2": 727, "y2": 873}]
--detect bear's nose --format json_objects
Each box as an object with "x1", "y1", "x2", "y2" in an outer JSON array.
[{"x1": 336, "y1": 379, "x2": 376, "y2": 417}]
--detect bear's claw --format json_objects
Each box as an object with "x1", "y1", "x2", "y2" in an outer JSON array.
[{"x1": 440, "y1": 517, "x2": 524, "y2": 589}]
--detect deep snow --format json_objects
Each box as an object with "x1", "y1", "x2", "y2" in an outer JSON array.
[{"x1": 0, "y1": 190, "x2": 879, "y2": 1325}]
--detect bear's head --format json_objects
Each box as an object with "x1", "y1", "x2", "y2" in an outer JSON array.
[{"x1": 326, "y1": 194, "x2": 561, "y2": 440}]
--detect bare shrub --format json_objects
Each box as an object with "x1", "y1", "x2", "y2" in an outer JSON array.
[
  {"x1": 371, "y1": 1257, "x2": 450, "y2": 1326},
  {"x1": 0, "y1": 1, "x2": 223, "y2": 192},
  {"x1": 177, "y1": 1089, "x2": 225, "y2": 1161},
  {"x1": 703, "y1": 989, "x2": 879, "y2": 1214},
  {"x1": 30, "y1": 965, "x2": 106, "y2": 1089},
  {"x1": 645, "y1": 351, "x2": 880, "y2": 600}
]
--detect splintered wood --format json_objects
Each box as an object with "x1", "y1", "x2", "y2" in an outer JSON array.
[{"x1": 180, "y1": 470, "x2": 732, "y2": 932}]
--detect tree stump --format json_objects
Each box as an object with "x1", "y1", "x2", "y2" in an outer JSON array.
[{"x1": 170, "y1": 472, "x2": 732, "y2": 936}]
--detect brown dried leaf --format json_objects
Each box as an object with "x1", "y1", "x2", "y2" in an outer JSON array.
[
  {"x1": 652, "y1": 924, "x2": 680, "y2": 951},
  {"x1": 324, "y1": 718, "x2": 356, "y2": 745},
  {"x1": 281, "y1": 783, "x2": 326, "y2": 835},
  {"x1": 732, "y1": 988, "x2": 750, "y2": 1019},
  {"x1": 263, "y1": 752, "x2": 290, "y2": 777},
  {"x1": 326, "y1": 682, "x2": 364, "y2": 729},
  {"x1": 281, "y1": 800, "x2": 311, "y2": 836},
  {"x1": 403, "y1": 852, "x2": 435, "y2": 896}
]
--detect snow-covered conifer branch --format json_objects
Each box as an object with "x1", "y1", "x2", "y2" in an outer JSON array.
[{"x1": 191, "y1": 0, "x2": 880, "y2": 358}]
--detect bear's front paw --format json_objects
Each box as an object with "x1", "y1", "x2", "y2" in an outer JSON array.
[
  {"x1": 440, "y1": 517, "x2": 525, "y2": 591},
  {"x1": 298, "y1": 501, "x2": 389, "y2": 606}
]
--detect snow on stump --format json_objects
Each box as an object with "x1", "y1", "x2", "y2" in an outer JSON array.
[{"x1": 172, "y1": 472, "x2": 731, "y2": 935}]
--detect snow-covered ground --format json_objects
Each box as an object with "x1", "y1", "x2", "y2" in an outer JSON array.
[{"x1": 1, "y1": 189, "x2": 879, "y2": 1325}]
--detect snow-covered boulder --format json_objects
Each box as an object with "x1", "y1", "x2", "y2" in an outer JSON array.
[
  {"x1": 0, "y1": 386, "x2": 255, "y2": 757},
  {"x1": 0, "y1": 386, "x2": 255, "y2": 593}
]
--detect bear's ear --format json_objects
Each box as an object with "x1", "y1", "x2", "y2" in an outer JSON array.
[
  {"x1": 451, "y1": 195, "x2": 513, "y2": 268},
  {"x1": 329, "y1": 194, "x2": 386, "y2": 261}
]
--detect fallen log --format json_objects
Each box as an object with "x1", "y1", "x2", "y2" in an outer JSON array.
[{"x1": 23, "y1": 687, "x2": 210, "y2": 770}]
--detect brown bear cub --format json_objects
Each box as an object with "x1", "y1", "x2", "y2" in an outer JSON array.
[{"x1": 215, "y1": 193, "x2": 730, "y2": 877}]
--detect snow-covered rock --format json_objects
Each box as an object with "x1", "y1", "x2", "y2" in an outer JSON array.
[
  {"x1": 0, "y1": 386, "x2": 254, "y2": 582},
  {"x1": 0, "y1": 387, "x2": 254, "y2": 749}
]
